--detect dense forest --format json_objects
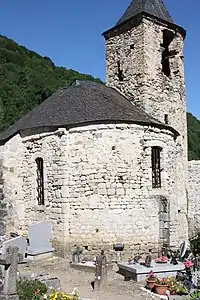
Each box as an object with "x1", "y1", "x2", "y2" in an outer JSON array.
[{"x1": 0, "y1": 34, "x2": 199, "y2": 161}]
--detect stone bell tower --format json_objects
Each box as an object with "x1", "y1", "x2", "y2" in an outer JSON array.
[{"x1": 103, "y1": 0, "x2": 188, "y2": 246}]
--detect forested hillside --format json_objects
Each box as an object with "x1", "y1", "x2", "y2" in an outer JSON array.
[
  {"x1": 0, "y1": 34, "x2": 101, "y2": 131},
  {"x1": 0, "y1": 34, "x2": 199, "y2": 161},
  {"x1": 187, "y1": 113, "x2": 200, "y2": 161}
]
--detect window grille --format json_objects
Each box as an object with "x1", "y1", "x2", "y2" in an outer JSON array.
[
  {"x1": 35, "y1": 157, "x2": 44, "y2": 205},
  {"x1": 152, "y1": 147, "x2": 162, "y2": 188}
]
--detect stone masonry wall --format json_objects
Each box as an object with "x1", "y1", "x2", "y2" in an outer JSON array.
[
  {"x1": 105, "y1": 18, "x2": 187, "y2": 143},
  {"x1": 105, "y1": 16, "x2": 188, "y2": 247},
  {"x1": 2, "y1": 134, "x2": 26, "y2": 233},
  {"x1": 1, "y1": 123, "x2": 188, "y2": 257},
  {"x1": 188, "y1": 160, "x2": 200, "y2": 237},
  {"x1": 0, "y1": 159, "x2": 6, "y2": 239},
  {"x1": 67, "y1": 123, "x2": 188, "y2": 255},
  {"x1": 2, "y1": 129, "x2": 69, "y2": 256}
]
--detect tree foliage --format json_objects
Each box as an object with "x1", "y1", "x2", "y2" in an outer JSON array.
[
  {"x1": 0, "y1": 34, "x2": 199, "y2": 161},
  {"x1": 187, "y1": 112, "x2": 200, "y2": 161},
  {"x1": 0, "y1": 34, "x2": 102, "y2": 131}
]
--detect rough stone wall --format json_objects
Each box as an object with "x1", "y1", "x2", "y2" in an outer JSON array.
[
  {"x1": 2, "y1": 134, "x2": 26, "y2": 233},
  {"x1": 105, "y1": 17, "x2": 188, "y2": 246},
  {"x1": 188, "y1": 161, "x2": 200, "y2": 237},
  {"x1": 0, "y1": 158, "x2": 6, "y2": 239},
  {"x1": 67, "y1": 123, "x2": 188, "y2": 255},
  {"x1": 19, "y1": 129, "x2": 69, "y2": 256},
  {"x1": 105, "y1": 18, "x2": 187, "y2": 142},
  {"x1": 1, "y1": 123, "x2": 188, "y2": 257},
  {"x1": 1, "y1": 129, "x2": 69, "y2": 256}
]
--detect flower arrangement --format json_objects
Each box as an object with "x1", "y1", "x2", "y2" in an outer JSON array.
[
  {"x1": 155, "y1": 256, "x2": 168, "y2": 263},
  {"x1": 155, "y1": 278, "x2": 168, "y2": 286},
  {"x1": 49, "y1": 289, "x2": 79, "y2": 300},
  {"x1": 184, "y1": 260, "x2": 193, "y2": 269},
  {"x1": 17, "y1": 279, "x2": 47, "y2": 300},
  {"x1": 49, "y1": 291, "x2": 72, "y2": 300},
  {"x1": 146, "y1": 271, "x2": 157, "y2": 282}
]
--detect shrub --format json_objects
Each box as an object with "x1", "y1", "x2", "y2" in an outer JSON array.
[{"x1": 17, "y1": 279, "x2": 47, "y2": 300}]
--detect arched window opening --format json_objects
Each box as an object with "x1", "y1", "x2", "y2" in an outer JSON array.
[
  {"x1": 35, "y1": 157, "x2": 44, "y2": 205},
  {"x1": 152, "y1": 147, "x2": 162, "y2": 188}
]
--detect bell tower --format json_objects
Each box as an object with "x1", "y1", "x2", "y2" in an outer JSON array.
[
  {"x1": 103, "y1": 0, "x2": 187, "y2": 148},
  {"x1": 103, "y1": 0, "x2": 188, "y2": 246}
]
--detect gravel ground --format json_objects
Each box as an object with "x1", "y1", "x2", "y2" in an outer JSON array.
[{"x1": 18, "y1": 257, "x2": 158, "y2": 300}]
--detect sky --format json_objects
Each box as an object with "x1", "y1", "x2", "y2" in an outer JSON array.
[{"x1": 0, "y1": 0, "x2": 199, "y2": 118}]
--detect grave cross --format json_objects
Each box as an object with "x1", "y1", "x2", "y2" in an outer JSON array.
[
  {"x1": 0, "y1": 246, "x2": 23, "y2": 300},
  {"x1": 94, "y1": 250, "x2": 107, "y2": 291}
]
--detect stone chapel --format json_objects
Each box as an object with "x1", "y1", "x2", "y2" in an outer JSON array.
[{"x1": 1, "y1": 0, "x2": 199, "y2": 257}]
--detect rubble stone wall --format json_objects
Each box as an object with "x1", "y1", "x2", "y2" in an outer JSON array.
[
  {"x1": 105, "y1": 16, "x2": 188, "y2": 248},
  {"x1": 67, "y1": 123, "x2": 188, "y2": 255},
  {"x1": 188, "y1": 160, "x2": 200, "y2": 237},
  {"x1": 1, "y1": 123, "x2": 189, "y2": 256},
  {"x1": 0, "y1": 158, "x2": 6, "y2": 239}
]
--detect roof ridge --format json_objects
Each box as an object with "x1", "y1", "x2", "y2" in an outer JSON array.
[{"x1": 116, "y1": 0, "x2": 174, "y2": 26}]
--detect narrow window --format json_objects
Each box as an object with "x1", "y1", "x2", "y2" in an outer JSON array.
[
  {"x1": 35, "y1": 157, "x2": 44, "y2": 205},
  {"x1": 164, "y1": 114, "x2": 169, "y2": 125},
  {"x1": 130, "y1": 43, "x2": 134, "y2": 50},
  {"x1": 117, "y1": 61, "x2": 124, "y2": 81},
  {"x1": 152, "y1": 147, "x2": 162, "y2": 188},
  {"x1": 161, "y1": 30, "x2": 175, "y2": 77}
]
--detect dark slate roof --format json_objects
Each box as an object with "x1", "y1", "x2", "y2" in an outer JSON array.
[
  {"x1": 116, "y1": 0, "x2": 174, "y2": 26},
  {"x1": 0, "y1": 80, "x2": 175, "y2": 142}
]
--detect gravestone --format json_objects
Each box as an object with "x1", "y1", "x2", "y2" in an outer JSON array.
[
  {"x1": 71, "y1": 246, "x2": 82, "y2": 263},
  {"x1": 0, "y1": 246, "x2": 23, "y2": 300},
  {"x1": 1, "y1": 237, "x2": 27, "y2": 259},
  {"x1": 91, "y1": 250, "x2": 107, "y2": 291},
  {"x1": 27, "y1": 221, "x2": 54, "y2": 255}
]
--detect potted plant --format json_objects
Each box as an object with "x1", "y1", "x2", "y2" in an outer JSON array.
[
  {"x1": 154, "y1": 278, "x2": 168, "y2": 295},
  {"x1": 190, "y1": 289, "x2": 200, "y2": 300},
  {"x1": 146, "y1": 271, "x2": 157, "y2": 290},
  {"x1": 176, "y1": 284, "x2": 188, "y2": 296},
  {"x1": 167, "y1": 277, "x2": 177, "y2": 295}
]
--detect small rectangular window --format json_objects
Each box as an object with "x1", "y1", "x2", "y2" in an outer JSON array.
[
  {"x1": 164, "y1": 114, "x2": 169, "y2": 124},
  {"x1": 36, "y1": 157, "x2": 44, "y2": 205},
  {"x1": 117, "y1": 61, "x2": 124, "y2": 81},
  {"x1": 152, "y1": 147, "x2": 162, "y2": 188}
]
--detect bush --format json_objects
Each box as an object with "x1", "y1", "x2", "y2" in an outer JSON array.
[
  {"x1": 17, "y1": 279, "x2": 47, "y2": 300},
  {"x1": 190, "y1": 233, "x2": 200, "y2": 256}
]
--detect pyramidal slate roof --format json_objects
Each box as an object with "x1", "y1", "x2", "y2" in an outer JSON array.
[
  {"x1": 116, "y1": 0, "x2": 174, "y2": 26},
  {"x1": 0, "y1": 80, "x2": 176, "y2": 143}
]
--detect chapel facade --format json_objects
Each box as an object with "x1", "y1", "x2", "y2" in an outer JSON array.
[{"x1": 0, "y1": 0, "x2": 193, "y2": 257}]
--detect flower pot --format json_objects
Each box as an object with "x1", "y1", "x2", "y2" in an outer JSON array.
[
  {"x1": 154, "y1": 284, "x2": 168, "y2": 295},
  {"x1": 170, "y1": 290, "x2": 176, "y2": 295},
  {"x1": 146, "y1": 279, "x2": 156, "y2": 290}
]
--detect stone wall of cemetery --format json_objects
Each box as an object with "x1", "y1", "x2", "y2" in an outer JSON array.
[
  {"x1": 1, "y1": 123, "x2": 189, "y2": 256},
  {"x1": 188, "y1": 160, "x2": 200, "y2": 237},
  {"x1": 0, "y1": 158, "x2": 6, "y2": 238}
]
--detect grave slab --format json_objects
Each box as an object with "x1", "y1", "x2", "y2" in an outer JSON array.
[
  {"x1": 1, "y1": 237, "x2": 27, "y2": 260},
  {"x1": 27, "y1": 221, "x2": 54, "y2": 256},
  {"x1": 118, "y1": 261, "x2": 185, "y2": 282}
]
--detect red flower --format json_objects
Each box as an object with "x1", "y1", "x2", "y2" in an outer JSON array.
[
  {"x1": 33, "y1": 290, "x2": 38, "y2": 295},
  {"x1": 184, "y1": 260, "x2": 193, "y2": 268}
]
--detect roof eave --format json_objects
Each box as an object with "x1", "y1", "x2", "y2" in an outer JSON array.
[{"x1": 102, "y1": 12, "x2": 186, "y2": 40}]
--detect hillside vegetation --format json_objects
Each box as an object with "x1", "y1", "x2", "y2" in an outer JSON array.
[
  {"x1": 187, "y1": 113, "x2": 200, "y2": 161},
  {"x1": 0, "y1": 34, "x2": 102, "y2": 131},
  {"x1": 0, "y1": 34, "x2": 199, "y2": 161}
]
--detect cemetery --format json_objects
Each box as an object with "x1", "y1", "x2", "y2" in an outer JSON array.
[
  {"x1": 0, "y1": 221, "x2": 200, "y2": 300},
  {"x1": 0, "y1": 0, "x2": 199, "y2": 299}
]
